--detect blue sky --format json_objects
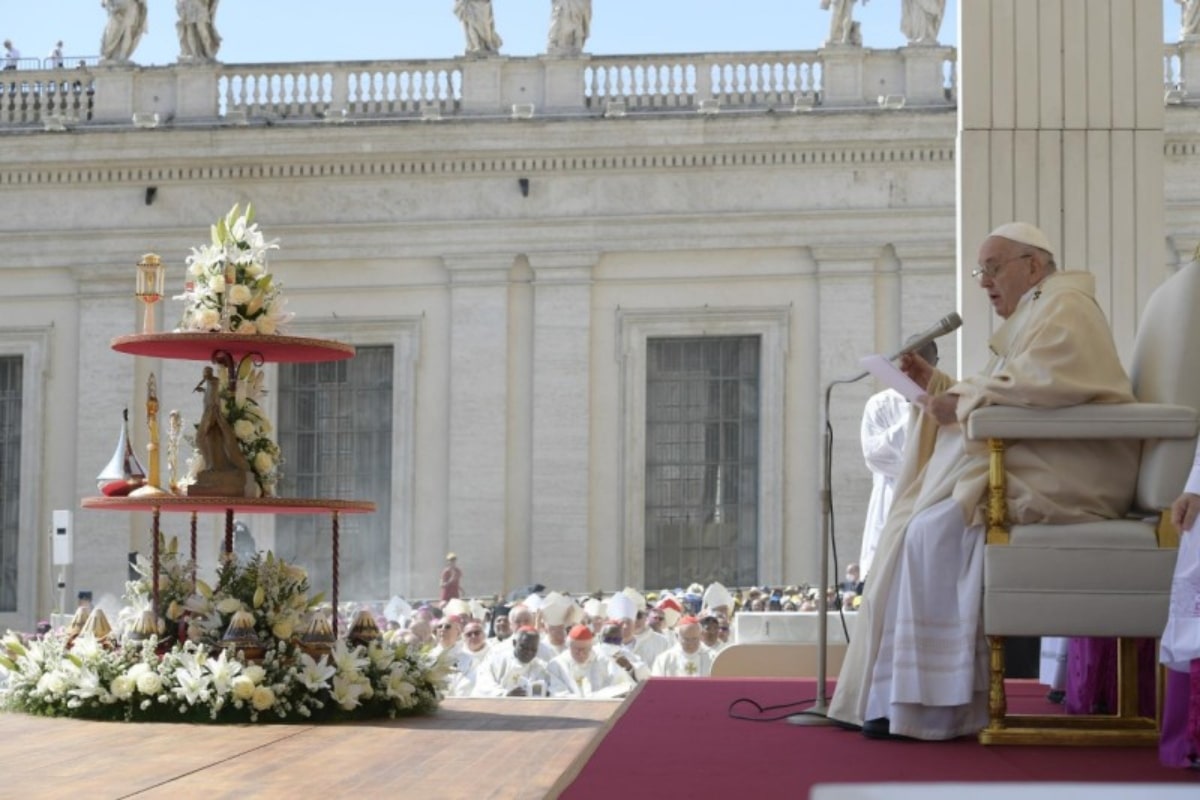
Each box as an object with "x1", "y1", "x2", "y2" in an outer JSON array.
[{"x1": 0, "y1": 2, "x2": 1186, "y2": 67}]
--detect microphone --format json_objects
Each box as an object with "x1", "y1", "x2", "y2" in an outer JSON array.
[{"x1": 885, "y1": 312, "x2": 962, "y2": 361}]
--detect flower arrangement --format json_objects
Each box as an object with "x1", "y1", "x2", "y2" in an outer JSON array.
[
  {"x1": 183, "y1": 360, "x2": 283, "y2": 497},
  {"x1": 176, "y1": 203, "x2": 292, "y2": 335},
  {"x1": 0, "y1": 541, "x2": 450, "y2": 723}
]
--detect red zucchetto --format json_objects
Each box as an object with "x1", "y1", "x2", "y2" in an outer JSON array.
[{"x1": 568, "y1": 623, "x2": 594, "y2": 641}]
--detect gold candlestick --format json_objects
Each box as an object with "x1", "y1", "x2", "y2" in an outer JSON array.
[{"x1": 130, "y1": 373, "x2": 168, "y2": 498}]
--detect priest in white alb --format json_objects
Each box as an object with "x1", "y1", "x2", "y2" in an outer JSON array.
[
  {"x1": 650, "y1": 616, "x2": 713, "y2": 677},
  {"x1": 828, "y1": 222, "x2": 1140, "y2": 741}
]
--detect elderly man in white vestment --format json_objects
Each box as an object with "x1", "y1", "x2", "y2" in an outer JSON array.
[
  {"x1": 547, "y1": 624, "x2": 637, "y2": 698},
  {"x1": 828, "y1": 222, "x2": 1140, "y2": 741},
  {"x1": 651, "y1": 617, "x2": 713, "y2": 677}
]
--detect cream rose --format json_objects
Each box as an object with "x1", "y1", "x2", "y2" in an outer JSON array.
[
  {"x1": 231, "y1": 675, "x2": 256, "y2": 701},
  {"x1": 271, "y1": 619, "x2": 294, "y2": 641},
  {"x1": 234, "y1": 419, "x2": 256, "y2": 441},
  {"x1": 243, "y1": 665, "x2": 266, "y2": 685},
  {"x1": 251, "y1": 685, "x2": 275, "y2": 711},
  {"x1": 253, "y1": 451, "x2": 274, "y2": 474},
  {"x1": 195, "y1": 307, "x2": 220, "y2": 330},
  {"x1": 228, "y1": 284, "x2": 253, "y2": 305}
]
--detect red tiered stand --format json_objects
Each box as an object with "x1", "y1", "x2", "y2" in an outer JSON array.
[{"x1": 83, "y1": 333, "x2": 376, "y2": 636}]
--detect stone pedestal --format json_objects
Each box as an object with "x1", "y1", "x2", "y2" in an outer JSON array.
[
  {"x1": 902, "y1": 45, "x2": 953, "y2": 106},
  {"x1": 1180, "y1": 38, "x2": 1200, "y2": 97},
  {"x1": 819, "y1": 46, "x2": 865, "y2": 107}
]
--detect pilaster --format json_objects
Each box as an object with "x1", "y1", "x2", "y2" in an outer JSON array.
[
  {"x1": 526, "y1": 251, "x2": 597, "y2": 591},
  {"x1": 442, "y1": 254, "x2": 512, "y2": 595}
]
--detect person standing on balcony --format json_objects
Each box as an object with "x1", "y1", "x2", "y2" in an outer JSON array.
[
  {"x1": 48, "y1": 41, "x2": 64, "y2": 69},
  {"x1": 3, "y1": 40, "x2": 20, "y2": 70},
  {"x1": 454, "y1": 0, "x2": 503, "y2": 57},
  {"x1": 100, "y1": 0, "x2": 147, "y2": 64},
  {"x1": 547, "y1": 0, "x2": 591, "y2": 56},
  {"x1": 901, "y1": 0, "x2": 946, "y2": 45},
  {"x1": 176, "y1": 0, "x2": 222, "y2": 63}
]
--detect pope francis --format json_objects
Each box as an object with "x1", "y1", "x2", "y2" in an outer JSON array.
[{"x1": 828, "y1": 222, "x2": 1140, "y2": 741}]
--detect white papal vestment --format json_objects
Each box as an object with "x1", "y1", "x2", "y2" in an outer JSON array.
[{"x1": 829, "y1": 272, "x2": 1139, "y2": 740}]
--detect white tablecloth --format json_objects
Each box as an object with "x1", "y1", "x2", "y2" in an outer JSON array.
[{"x1": 732, "y1": 611, "x2": 857, "y2": 645}]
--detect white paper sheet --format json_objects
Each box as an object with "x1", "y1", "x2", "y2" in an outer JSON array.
[{"x1": 859, "y1": 354, "x2": 926, "y2": 402}]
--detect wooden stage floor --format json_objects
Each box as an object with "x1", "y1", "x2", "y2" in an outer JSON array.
[{"x1": 0, "y1": 695, "x2": 627, "y2": 799}]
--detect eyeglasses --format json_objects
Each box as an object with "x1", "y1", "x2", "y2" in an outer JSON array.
[{"x1": 971, "y1": 253, "x2": 1032, "y2": 282}]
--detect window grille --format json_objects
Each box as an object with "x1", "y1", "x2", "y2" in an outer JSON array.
[
  {"x1": 275, "y1": 346, "x2": 393, "y2": 601},
  {"x1": 644, "y1": 336, "x2": 759, "y2": 589},
  {"x1": 0, "y1": 356, "x2": 22, "y2": 612}
]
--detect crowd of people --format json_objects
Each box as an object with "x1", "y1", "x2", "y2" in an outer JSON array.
[{"x1": 368, "y1": 577, "x2": 840, "y2": 699}]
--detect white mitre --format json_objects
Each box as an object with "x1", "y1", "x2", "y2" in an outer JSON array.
[
  {"x1": 702, "y1": 582, "x2": 733, "y2": 612},
  {"x1": 541, "y1": 592, "x2": 580, "y2": 627},
  {"x1": 606, "y1": 592, "x2": 636, "y2": 623},
  {"x1": 620, "y1": 587, "x2": 647, "y2": 613}
]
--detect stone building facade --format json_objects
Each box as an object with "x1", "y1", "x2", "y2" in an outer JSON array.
[{"x1": 1, "y1": 29, "x2": 1198, "y2": 631}]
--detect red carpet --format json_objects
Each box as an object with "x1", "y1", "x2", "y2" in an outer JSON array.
[{"x1": 559, "y1": 679, "x2": 1197, "y2": 798}]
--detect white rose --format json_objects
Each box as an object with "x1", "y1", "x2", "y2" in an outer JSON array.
[
  {"x1": 256, "y1": 317, "x2": 277, "y2": 335},
  {"x1": 135, "y1": 671, "x2": 163, "y2": 695},
  {"x1": 243, "y1": 665, "x2": 266, "y2": 685},
  {"x1": 234, "y1": 419, "x2": 256, "y2": 441},
  {"x1": 253, "y1": 451, "x2": 274, "y2": 474},
  {"x1": 210, "y1": 274, "x2": 226, "y2": 293},
  {"x1": 231, "y1": 675, "x2": 256, "y2": 700},
  {"x1": 251, "y1": 685, "x2": 275, "y2": 711},
  {"x1": 245, "y1": 262, "x2": 264, "y2": 278},
  {"x1": 229, "y1": 284, "x2": 253, "y2": 305},
  {"x1": 111, "y1": 674, "x2": 135, "y2": 700},
  {"x1": 271, "y1": 619, "x2": 294, "y2": 641},
  {"x1": 236, "y1": 319, "x2": 258, "y2": 335}
]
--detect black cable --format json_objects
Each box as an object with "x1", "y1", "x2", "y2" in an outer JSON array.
[{"x1": 726, "y1": 694, "x2": 819, "y2": 722}]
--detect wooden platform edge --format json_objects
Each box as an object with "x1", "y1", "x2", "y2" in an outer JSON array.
[{"x1": 545, "y1": 680, "x2": 648, "y2": 799}]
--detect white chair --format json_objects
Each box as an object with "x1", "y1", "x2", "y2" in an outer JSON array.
[{"x1": 966, "y1": 261, "x2": 1200, "y2": 746}]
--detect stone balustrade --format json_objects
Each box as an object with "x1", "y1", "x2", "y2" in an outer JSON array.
[{"x1": 9, "y1": 42, "x2": 1200, "y2": 129}]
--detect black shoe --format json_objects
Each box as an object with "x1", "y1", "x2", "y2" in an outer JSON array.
[
  {"x1": 827, "y1": 716, "x2": 862, "y2": 732},
  {"x1": 1046, "y1": 690, "x2": 1065, "y2": 704},
  {"x1": 861, "y1": 717, "x2": 915, "y2": 741}
]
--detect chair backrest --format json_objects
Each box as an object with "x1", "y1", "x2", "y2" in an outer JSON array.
[{"x1": 1129, "y1": 260, "x2": 1200, "y2": 510}]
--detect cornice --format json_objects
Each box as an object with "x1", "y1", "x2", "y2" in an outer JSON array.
[{"x1": 0, "y1": 142, "x2": 958, "y2": 188}]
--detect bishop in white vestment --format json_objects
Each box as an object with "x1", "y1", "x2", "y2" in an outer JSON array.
[{"x1": 829, "y1": 223, "x2": 1139, "y2": 741}]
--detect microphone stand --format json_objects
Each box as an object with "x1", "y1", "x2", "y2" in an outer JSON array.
[{"x1": 789, "y1": 368, "x2": 868, "y2": 724}]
